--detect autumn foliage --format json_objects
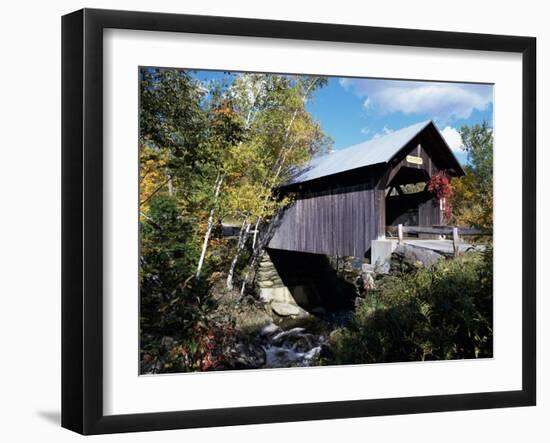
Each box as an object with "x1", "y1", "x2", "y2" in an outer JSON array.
[
  {"x1": 138, "y1": 68, "x2": 331, "y2": 373},
  {"x1": 427, "y1": 171, "x2": 453, "y2": 221},
  {"x1": 449, "y1": 122, "x2": 493, "y2": 230}
]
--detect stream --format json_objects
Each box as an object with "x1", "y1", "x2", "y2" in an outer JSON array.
[
  {"x1": 258, "y1": 310, "x2": 353, "y2": 369},
  {"x1": 262, "y1": 326, "x2": 325, "y2": 368}
]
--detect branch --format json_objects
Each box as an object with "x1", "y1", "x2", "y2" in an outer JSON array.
[{"x1": 139, "y1": 175, "x2": 173, "y2": 207}]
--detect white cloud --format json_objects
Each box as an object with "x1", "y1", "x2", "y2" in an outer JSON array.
[
  {"x1": 377, "y1": 84, "x2": 489, "y2": 120},
  {"x1": 339, "y1": 78, "x2": 352, "y2": 89},
  {"x1": 440, "y1": 126, "x2": 464, "y2": 153},
  {"x1": 360, "y1": 127, "x2": 371, "y2": 135},
  {"x1": 339, "y1": 78, "x2": 493, "y2": 122}
]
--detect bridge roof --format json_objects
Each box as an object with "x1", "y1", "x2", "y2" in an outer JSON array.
[{"x1": 286, "y1": 120, "x2": 462, "y2": 186}]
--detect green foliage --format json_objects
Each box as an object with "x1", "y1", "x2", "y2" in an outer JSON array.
[
  {"x1": 400, "y1": 182, "x2": 426, "y2": 194},
  {"x1": 139, "y1": 195, "x2": 233, "y2": 373},
  {"x1": 140, "y1": 195, "x2": 211, "y2": 334},
  {"x1": 220, "y1": 74, "x2": 331, "y2": 223},
  {"x1": 326, "y1": 251, "x2": 493, "y2": 364},
  {"x1": 140, "y1": 68, "x2": 207, "y2": 174},
  {"x1": 461, "y1": 121, "x2": 493, "y2": 193},
  {"x1": 450, "y1": 122, "x2": 493, "y2": 230},
  {"x1": 138, "y1": 69, "x2": 332, "y2": 372}
]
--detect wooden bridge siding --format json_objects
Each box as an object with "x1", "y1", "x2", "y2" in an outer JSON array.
[
  {"x1": 418, "y1": 197, "x2": 442, "y2": 226},
  {"x1": 268, "y1": 185, "x2": 384, "y2": 257}
]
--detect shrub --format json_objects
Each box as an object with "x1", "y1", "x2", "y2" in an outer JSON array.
[
  {"x1": 140, "y1": 195, "x2": 222, "y2": 373},
  {"x1": 326, "y1": 250, "x2": 493, "y2": 364}
]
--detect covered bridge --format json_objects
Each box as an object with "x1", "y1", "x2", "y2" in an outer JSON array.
[{"x1": 268, "y1": 120, "x2": 465, "y2": 258}]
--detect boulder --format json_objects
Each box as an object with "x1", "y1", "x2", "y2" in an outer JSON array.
[
  {"x1": 392, "y1": 244, "x2": 444, "y2": 269},
  {"x1": 362, "y1": 272, "x2": 376, "y2": 291},
  {"x1": 270, "y1": 302, "x2": 302, "y2": 317},
  {"x1": 260, "y1": 323, "x2": 281, "y2": 336},
  {"x1": 374, "y1": 260, "x2": 391, "y2": 274}
]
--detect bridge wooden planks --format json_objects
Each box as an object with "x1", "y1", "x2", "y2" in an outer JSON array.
[{"x1": 268, "y1": 184, "x2": 384, "y2": 257}]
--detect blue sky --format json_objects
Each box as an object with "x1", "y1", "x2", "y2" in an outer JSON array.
[
  {"x1": 192, "y1": 71, "x2": 493, "y2": 165},
  {"x1": 307, "y1": 77, "x2": 493, "y2": 165}
]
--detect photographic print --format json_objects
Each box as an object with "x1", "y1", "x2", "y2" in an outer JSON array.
[
  {"x1": 62, "y1": 10, "x2": 536, "y2": 433},
  {"x1": 139, "y1": 68, "x2": 494, "y2": 375}
]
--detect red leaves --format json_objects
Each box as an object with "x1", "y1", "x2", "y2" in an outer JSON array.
[
  {"x1": 427, "y1": 172, "x2": 453, "y2": 222},
  {"x1": 427, "y1": 171, "x2": 452, "y2": 200},
  {"x1": 192, "y1": 323, "x2": 233, "y2": 371}
]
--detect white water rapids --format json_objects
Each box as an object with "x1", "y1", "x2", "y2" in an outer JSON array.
[{"x1": 261, "y1": 327, "x2": 325, "y2": 368}]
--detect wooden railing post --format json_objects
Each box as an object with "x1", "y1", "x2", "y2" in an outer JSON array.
[
  {"x1": 398, "y1": 223, "x2": 403, "y2": 244},
  {"x1": 452, "y1": 226, "x2": 460, "y2": 256}
]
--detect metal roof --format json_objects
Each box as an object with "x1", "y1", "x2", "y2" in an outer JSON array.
[{"x1": 287, "y1": 120, "x2": 439, "y2": 185}]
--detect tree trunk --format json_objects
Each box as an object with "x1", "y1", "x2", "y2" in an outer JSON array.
[
  {"x1": 234, "y1": 79, "x2": 319, "y2": 294},
  {"x1": 240, "y1": 218, "x2": 261, "y2": 295},
  {"x1": 250, "y1": 218, "x2": 260, "y2": 250},
  {"x1": 221, "y1": 85, "x2": 262, "y2": 290},
  {"x1": 239, "y1": 208, "x2": 283, "y2": 295},
  {"x1": 226, "y1": 221, "x2": 251, "y2": 290},
  {"x1": 196, "y1": 173, "x2": 224, "y2": 278},
  {"x1": 238, "y1": 104, "x2": 303, "y2": 295},
  {"x1": 167, "y1": 169, "x2": 174, "y2": 196}
]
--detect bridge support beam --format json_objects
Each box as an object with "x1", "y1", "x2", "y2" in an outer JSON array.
[{"x1": 370, "y1": 239, "x2": 398, "y2": 273}]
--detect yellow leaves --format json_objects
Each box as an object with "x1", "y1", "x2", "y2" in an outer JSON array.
[
  {"x1": 224, "y1": 182, "x2": 278, "y2": 220},
  {"x1": 140, "y1": 144, "x2": 169, "y2": 218},
  {"x1": 451, "y1": 175, "x2": 475, "y2": 201},
  {"x1": 224, "y1": 142, "x2": 263, "y2": 180},
  {"x1": 214, "y1": 105, "x2": 235, "y2": 117},
  {"x1": 450, "y1": 172, "x2": 493, "y2": 230}
]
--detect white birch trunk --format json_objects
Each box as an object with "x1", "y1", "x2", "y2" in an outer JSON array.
[
  {"x1": 167, "y1": 175, "x2": 174, "y2": 196},
  {"x1": 251, "y1": 218, "x2": 260, "y2": 251},
  {"x1": 233, "y1": 78, "x2": 319, "y2": 294},
  {"x1": 240, "y1": 218, "x2": 261, "y2": 295},
  {"x1": 238, "y1": 97, "x2": 302, "y2": 295},
  {"x1": 221, "y1": 83, "x2": 262, "y2": 290},
  {"x1": 195, "y1": 174, "x2": 223, "y2": 278},
  {"x1": 226, "y1": 221, "x2": 251, "y2": 290}
]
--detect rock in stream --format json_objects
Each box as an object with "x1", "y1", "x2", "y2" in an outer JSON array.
[{"x1": 262, "y1": 327, "x2": 324, "y2": 368}]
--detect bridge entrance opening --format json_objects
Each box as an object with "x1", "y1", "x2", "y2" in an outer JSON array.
[{"x1": 385, "y1": 166, "x2": 441, "y2": 228}]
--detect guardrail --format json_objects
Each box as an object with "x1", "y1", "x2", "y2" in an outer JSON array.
[
  {"x1": 387, "y1": 224, "x2": 492, "y2": 256},
  {"x1": 221, "y1": 224, "x2": 259, "y2": 238}
]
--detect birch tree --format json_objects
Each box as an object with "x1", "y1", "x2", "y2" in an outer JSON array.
[
  {"x1": 195, "y1": 74, "x2": 265, "y2": 277},
  {"x1": 223, "y1": 75, "x2": 331, "y2": 291},
  {"x1": 239, "y1": 76, "x2": 331, "y2": 294}
]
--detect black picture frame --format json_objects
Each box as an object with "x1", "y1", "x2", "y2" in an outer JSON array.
[{"x1": 62, "y1": 8, "x2": 536, "y2": 435}]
